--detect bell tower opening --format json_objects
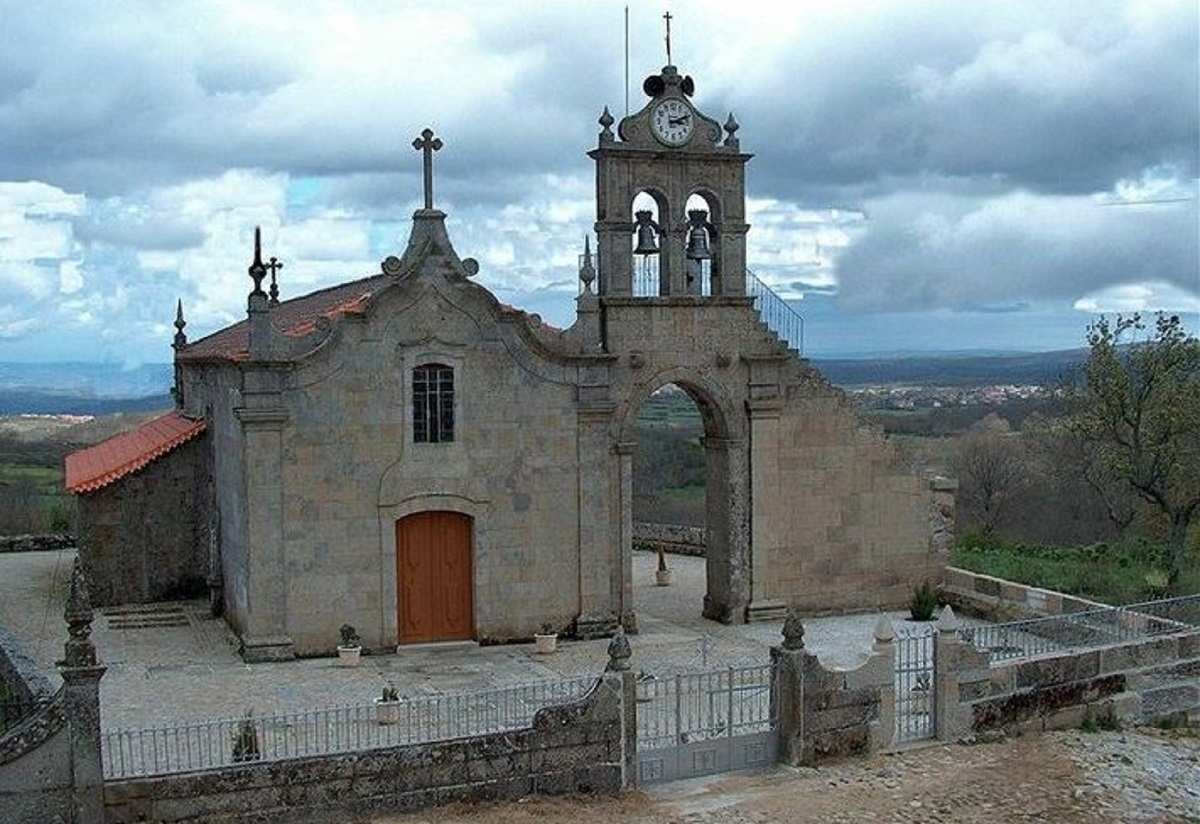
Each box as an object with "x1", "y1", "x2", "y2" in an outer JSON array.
[{"x1": 632, "y1": 191, "x2": 665, "y2": 296}]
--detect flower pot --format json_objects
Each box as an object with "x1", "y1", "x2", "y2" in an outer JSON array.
[
  {"x1": 533, "y1": 632, "x2": 558, "y2": 654},
  {"x1": 655, "y1": 568, "x2": 672, "y2": 586},
  {"x1": 375, "y1": 699, "x2": 401, "y2": 725},
  {"x1": 337, "y1": 645, "x2": 361, "y2": 667}
]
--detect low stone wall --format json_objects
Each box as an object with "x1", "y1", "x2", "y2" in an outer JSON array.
[
  {"x1": 632, "y1": 522, "x2": 705, "y2": 557},
  {"x1": 936, "y1": 619, "x2": 1200, "y2": 740},
  {"x1": 0, "y1": 622, "x2": 56, "y2": 704},
  {"x1": 0, "y1": 692, "x2": 74, "y2": 824},
  {"x1": 105, "y1": 675, "x2": 630, "y2": 823},
  {"x1": 940, "y1": 566, "x2": 1111, "y2": 622},
  {"x1": 0, "y1": 534, "x2": 75, "y2": 554}
]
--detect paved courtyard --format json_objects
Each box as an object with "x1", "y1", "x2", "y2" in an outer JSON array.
[{"x1": 1, "y1": 549, "x2": 909, "y2": 731}]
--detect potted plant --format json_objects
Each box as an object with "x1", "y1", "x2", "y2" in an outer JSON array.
[
  {"x1": 337, "y1": 623, "x2": 361, "y2": 667},
  {"x1": 533, "y1": 622, "x2": 558, "y2": 654},
  {"x1": 231, "y1": 710, "x2": 261, "y2": 763},
  {"x1": 908, "y1": 581, "x2": 938, "y2": 621},
  {"x1": 655, "y1": 546, "x2": 672, "y2": 586},
  {"x1": 376, "y1": 682, "x2": 401, "y2": 725}
]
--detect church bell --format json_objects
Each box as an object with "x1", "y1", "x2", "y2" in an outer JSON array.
[
  {"x1": 633, "y1": 210, "x2": 660, "y2": 255},
  {"x1": 686, "y1": 209, "x2": 712, "y2": 260}
]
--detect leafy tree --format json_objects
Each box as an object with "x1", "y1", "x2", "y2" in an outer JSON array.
[{"x1": 1074, "y1": 314, "x2": 1200, "y2": 586}]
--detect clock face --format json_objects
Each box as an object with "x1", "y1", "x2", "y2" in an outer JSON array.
[{"x1": 651, "y1": 98, "x2": 694, "y2": 146}]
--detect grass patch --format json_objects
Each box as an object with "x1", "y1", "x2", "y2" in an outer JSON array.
[{"x1": 953, "y1": 535, "x2": 1199, "y2": 604}]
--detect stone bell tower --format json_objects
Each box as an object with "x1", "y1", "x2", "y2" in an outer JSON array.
[{"x1": 588, "y1": 63, "x2": 751, "y2": 303}]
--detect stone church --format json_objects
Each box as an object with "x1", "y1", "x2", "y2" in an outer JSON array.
[{"x1": 66, "y1": 62, "x2": 953, "y2": 661}]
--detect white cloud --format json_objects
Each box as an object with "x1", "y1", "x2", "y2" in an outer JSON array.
[{"x1": 1074, "y1": 281, "x2": 1200, "y2": 314}]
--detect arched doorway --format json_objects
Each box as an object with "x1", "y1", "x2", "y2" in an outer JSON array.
[
  {"x1": 396, "y1": 511, "x2": 474, "y2": 643},
  {"x1": 626, "y1": 378, "x2": 745, "y2": 625}
]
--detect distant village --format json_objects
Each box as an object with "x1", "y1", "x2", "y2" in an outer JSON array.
[{"x1": 848, "y1": 382, "x2": 1059, "y2": 410}]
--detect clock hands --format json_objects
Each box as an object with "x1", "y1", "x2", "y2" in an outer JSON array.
[{"x1": 668, "y1": 114, "x2": 691, "y2": 127}]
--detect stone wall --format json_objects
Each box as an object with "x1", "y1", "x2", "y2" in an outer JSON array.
[
  {"x1": 940, "y1": 566, "x2": 1112, "y2": 622},
  {"x1": 75, "y1": 434, "x2": 210, "y2": 607},
  {"x1": 0, "y1": 534, "x2": 76, "y2": 554},
  {"x1": 0, "y1": 694, "x2": 74, "y2": 824},
  {"x1": 104, "y1": 674, "x2": 630, "y2": 823},
  {"x1": 633, "y1": 522, "x2": 706, "y2": 557},
  {"x1": 935, "y1": 614, "x2": 1200, "y2": 740}
]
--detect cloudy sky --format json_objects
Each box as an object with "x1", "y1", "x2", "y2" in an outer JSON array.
[{"x1": 0, "y1": 0, "x2": 1196, "y2": 363}]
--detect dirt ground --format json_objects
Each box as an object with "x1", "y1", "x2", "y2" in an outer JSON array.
[{"x1": 369, "y1": 729, "x2": 1199, "y2": 824}]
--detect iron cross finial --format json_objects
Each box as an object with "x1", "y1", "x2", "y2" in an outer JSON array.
[
  {"x1": 663, "y1": 11, "x2": 673, "y2": 65},
  {"x1": 412, "y1": 128, "x2": 444, "y2": 210}
]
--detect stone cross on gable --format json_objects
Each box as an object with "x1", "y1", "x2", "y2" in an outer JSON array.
[{"x1": 412, "y1": 128, "x2": 443, "y2": 210}]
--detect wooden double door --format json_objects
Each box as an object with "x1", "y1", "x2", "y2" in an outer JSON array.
[{"x1": 396, "y1": 511, "x2": 474, "y2": 644}]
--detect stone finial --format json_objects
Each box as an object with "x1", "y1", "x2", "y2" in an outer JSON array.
[
  {"x1": 248, "y1": 227, "x2": 267, "y2": 297},
  {"x1": 605, "y1": 625, "x2": 631, "y2": 672},
  {"x1": 873, "y1": 615, "x2": 895, "y2": 644},
  {"x1": 172, "y1": 299, "x2": 187, "y2": 349},
  {"x1": 63, "y1": 556, "x2": 97, "y2": 668},
  {"x1": 781, "y1": 605, "x2": 806, "y2": 650},
  {"x1": 599, "y1": 107, "x2": 615, "y2": 144},
  {"x1": 579, "y1": 236, "x2": 596, "y2": 293},
  {"x1": 936, "y1": 604, "x2": 960, "y2": 633},
  {"x1": 723, "y1": 113, "x2": 740, "y2": 148}
]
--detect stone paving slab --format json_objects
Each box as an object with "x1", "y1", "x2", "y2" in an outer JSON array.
[{"x1": 0, "y1": 549, "x2": 915, "y2": 731}]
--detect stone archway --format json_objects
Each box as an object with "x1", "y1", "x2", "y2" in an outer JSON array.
[{"x1": 619, "y1": 374, "x2": 750, "y2": 626}]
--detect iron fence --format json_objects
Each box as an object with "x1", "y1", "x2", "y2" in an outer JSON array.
[
  {"x1": 102, "y1": 674, "x2": 601, "y2": 780},
  {"x1": 636, "y1": 664, "x2": 775, "y2": 752},
  {"x1": 961, "y1": 594, "x2": 1200, "y2": 663}
]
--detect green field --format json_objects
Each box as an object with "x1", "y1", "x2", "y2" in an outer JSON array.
[
  {"x1": 0, "y1": 462, "x2": 72, "y2": 533},
  {"x1": 953, "y1": 537, "x2": 1197, "y2": 605}
]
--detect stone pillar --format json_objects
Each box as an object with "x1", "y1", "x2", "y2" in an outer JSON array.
[
  {"x1": 236, "y1": 367, "x2": 294, "y2": 662},
  {"x1": 744, "y1": 393, "x2": 786, "y2": 621},
  {"x1": 770, "y1": 607, "x2": 808, "y2": 766},
  {"x1": 605, "y1": 627, "x2": 637, "y2": 788},
  {"x1": 933, "y1": 605, "x2": 977, "y2": 742},
  {"x1": 614, "y1": 441, "x2": 637, "y2": 633},
  {"x1": 58, "y1": 557, "x2": 106, "y2": 824},
  {"x1": 575, "y1": 388, "x2": 618, "y2": 640}
]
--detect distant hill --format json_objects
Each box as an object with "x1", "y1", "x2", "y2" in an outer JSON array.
[
  {"x1": 810, "y1": 349, "x2": 1087, "y2": 387},
  {"x1": 0, "y1": 362, "x2": 173, "y2": 415}
]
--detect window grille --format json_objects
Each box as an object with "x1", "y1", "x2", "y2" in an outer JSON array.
[{"x1": 412, "y1": 363, "x2": 454, "y2": 443}]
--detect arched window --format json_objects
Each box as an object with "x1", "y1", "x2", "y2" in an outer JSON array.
[{"x1": 412, "y1": 363, "x2": 454, "y2": 443}]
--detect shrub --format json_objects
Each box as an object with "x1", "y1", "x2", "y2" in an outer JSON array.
[{"x1": 909, "y1": 580, "x2": 939, "y2": 621}]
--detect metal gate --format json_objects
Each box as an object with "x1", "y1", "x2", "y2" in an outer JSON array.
[
  {"x1": 894, "y1": 626, "x2": 936, "y2": 743},
  {"x1": 635, "y1": 664, "x2": 776, "y2": 784}
]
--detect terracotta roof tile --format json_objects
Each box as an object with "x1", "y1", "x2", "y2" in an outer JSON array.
[
  {"x1": 178, "y1": 275, "x2": 390, "y2": 362},
  {"x1": 65, "y1": 412, "x2": 207, "y2": 494}
]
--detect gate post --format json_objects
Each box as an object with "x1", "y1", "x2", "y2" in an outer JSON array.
[
  {"x1": 59, "y1": 557, "x2": 107, "y2": 824},
  {"x1": 770, "y1": 607, "x2": 808, "y2": 765},
  {"x1": 933, "y1": 605, "x2": 984, "y2": 742},
  {"x1": 605, "y1": 627, "x2": 637, "y2": 788}
]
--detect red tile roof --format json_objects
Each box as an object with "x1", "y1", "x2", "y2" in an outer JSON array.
[
  {"x1": 65, "y1": 412, "x2": 207, "y2": 494},
  {"x1": 178, "y1": 274, "x2": 390, "y2": 362}
]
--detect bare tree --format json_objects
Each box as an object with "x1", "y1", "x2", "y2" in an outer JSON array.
[{"x1": 952, "y1": 425, "x2": 1027, "y2": 535}]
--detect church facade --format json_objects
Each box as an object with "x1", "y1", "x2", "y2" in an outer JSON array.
[{"x1": 67, "y1": 64, "x2": 954, "y2": 661}]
